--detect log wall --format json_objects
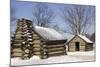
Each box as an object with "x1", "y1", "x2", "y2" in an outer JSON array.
[{"x1": 11, "y1": 18, "x2": 67, "y2": 59}]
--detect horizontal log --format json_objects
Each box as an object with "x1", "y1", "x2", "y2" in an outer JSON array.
[
  {"x1": 32, "y1": 44, "x2": 41, "y2": 47},
  {"x1": 47, "y1": 44, "x2": 65, "y2": 48},
  {"x1": 12, "y1": 53, "x2": 23, "y2": 57},
  {"x1": 11, "y1": 45, "x2": 22, "y2": 48},
  {"x1": 47, "y1": 48, "x2": 65, "y2": 52},
  {"x1": 33, "y1": 48, "x2": 41, "y2": 51},
  {"x1": 12, "y1": 48, "x2": 23, "y2": 52},
  {"x1": 14, "y1": 39, "x2": 23, "y2": 42},
  {"x1": 46, "y1": 40, "x2": 66, "y2": 45},
  {"x1": 48, "y1": 47, "x2": 64, "y2": 50},
  {"x1": 48, "y1": 52, "x2": 67, "y2": 57},
  {"x1": 13, "y1": 44, "x2": 22, "y2": 46},
  {"x1": 34, "y1": 52, "x2": 41, "y2": 55},
  {"x1": 48, "y1": 51, "x2": 65, "y2": 55},
  {"x1": 33, "y1": 40, "x2": 41, "y2": 44},
  {"x1": 33, "y1": 50, "x2": 41, "y2": 52},
  {"x1": 15, "y1": 34, "x2": 22, "y2": 37}
]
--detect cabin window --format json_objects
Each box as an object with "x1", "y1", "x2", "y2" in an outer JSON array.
[{"x1": 75, "y1": 42, "x2": 80, "y2": 51}]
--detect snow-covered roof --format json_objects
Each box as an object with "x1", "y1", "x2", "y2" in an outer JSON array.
[
  {"x1": 68, "y1": 34, "x2": 93, "y2": 43},
  {"x1": 34, "y1": 26, "x2": 66, "y2": 40},
  {"x1": 78, "y1": 35, "x2": 93, "y2": 43}
]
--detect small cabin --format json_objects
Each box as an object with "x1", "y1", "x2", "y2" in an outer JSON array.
[{"x1": 68, "y1": 35, "x2": 93, "y2": 52}]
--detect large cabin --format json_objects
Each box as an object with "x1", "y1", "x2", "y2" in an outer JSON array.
[{"x1": 11, "y1": 18, "x2": 67, "y2": 59}]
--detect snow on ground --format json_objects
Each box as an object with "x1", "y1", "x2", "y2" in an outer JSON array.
[
  {"x1": 68, "y1": 51, "x2": 95, "y2": 61},
  {"x1": 68, "y1": 51, "x2": 95, "y2": 56},
  {"x1": 11, "y1": 51, "x2": 95, "y2": 66},
  {"x1": 11, "y1": 55, "x2": 82, "y2": 66}
]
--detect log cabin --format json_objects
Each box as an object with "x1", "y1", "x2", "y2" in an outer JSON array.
[
  {"x1": 68, "y1": 35, "x2": 93, "y2": 52},
  {"x1": 11, "y1": 18, "x2": 67, "y2": 59}
]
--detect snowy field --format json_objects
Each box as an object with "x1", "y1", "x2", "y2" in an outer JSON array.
[{"x1": 11, "y1": 51, "x2": 95, "y2": 66}]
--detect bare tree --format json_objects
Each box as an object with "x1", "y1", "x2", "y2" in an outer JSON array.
[
  {"x1": 51, "y1": 24, "x2": 67, "y2": 33},
  {"x1": 62, "y1": 5, "x2": 95, "y2": 35},
  {"x1": 32, "y1": 3, "x2": 54, "y2": 27},
  {"x1": 91, "y1": 32, "x2": 95, "y2": 42}
]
